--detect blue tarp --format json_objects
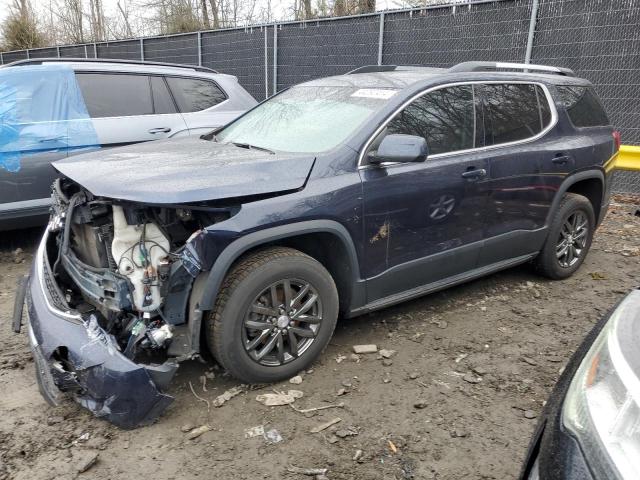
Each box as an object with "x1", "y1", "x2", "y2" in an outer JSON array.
[{"x1": 0, "y1": 64, "x2": 99, "y2": 172}]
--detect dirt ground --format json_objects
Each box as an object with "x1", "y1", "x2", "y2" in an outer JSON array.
[{"x1": 1, "y1": 196, "x2": 639, "y2": 480}]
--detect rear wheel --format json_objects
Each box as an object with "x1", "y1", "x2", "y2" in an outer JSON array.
[
  {"x1": 534, "y1": 193, "x2": 595, "y2": 279},
  {"x1": 205, "y1": 247, "x2": 338, "y2": 383}
]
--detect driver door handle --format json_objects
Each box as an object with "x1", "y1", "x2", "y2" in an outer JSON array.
[{"x1": 148, "y1": 127, "x2": 171, "y2": 134}]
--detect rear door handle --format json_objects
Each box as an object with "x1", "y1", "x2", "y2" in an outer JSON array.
[
  {"x1": 39, "y1": 136, "x2": 66, "y2": 143},
  {"x1": 552, "y1": 155, "x2": 571, "y2": 165},
  {"x1": 148, "y1": 127, "x2": 171, "y2": 134},
  {"x1": 461, "y1": 168, "x2": 487, "y2": 180}
]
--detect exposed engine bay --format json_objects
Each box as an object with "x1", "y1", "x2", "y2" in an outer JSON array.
[{"x1": 47, "y1": 178, "x2": 234, "y2": 364}]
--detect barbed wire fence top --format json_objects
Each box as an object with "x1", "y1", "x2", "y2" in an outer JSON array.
[{"x1": 2, "y1": 0, "x2": 639, "y2": 193}]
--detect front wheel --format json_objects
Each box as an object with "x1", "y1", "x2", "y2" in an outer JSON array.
[
  {"x1": 205, "y1": 247, "x2": 339, "y2": 383},
  {"x1": 534, "y1": 193, "x2": 595, "y2": 280}
]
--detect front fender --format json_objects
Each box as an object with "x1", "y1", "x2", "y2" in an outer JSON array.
[{"x1": 197, "y1": 219, "x2": 362, "y2": 311}]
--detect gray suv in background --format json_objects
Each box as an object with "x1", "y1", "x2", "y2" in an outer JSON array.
[{"x1": 0, "y1": 58, "x2": 257, "y2": 230}]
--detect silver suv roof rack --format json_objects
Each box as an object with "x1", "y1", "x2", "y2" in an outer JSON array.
[
  {"x1": 448, "y1": 61, "x2": 574, "y2": 77},
  {"x1": 348, "y1": 65, "x2": 399, "y2": 74},
  {"x1": 5, "y1": 57, "x2": 219, "y2": 74}
]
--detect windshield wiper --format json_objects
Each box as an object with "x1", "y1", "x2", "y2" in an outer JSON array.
[{"x1": 231, "y1": 142, "x2": 275, "y2": 154}]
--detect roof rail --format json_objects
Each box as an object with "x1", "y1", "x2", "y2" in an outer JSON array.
[
  {"x1": 348, "y1": 65, "x2": 398, "y2": 74},
  {"x1": 4, "y1": 57, "x2": 219, "y2": 74},
  {"x1": 448, "y1": 61, "x2": 575, "y2": 77}
]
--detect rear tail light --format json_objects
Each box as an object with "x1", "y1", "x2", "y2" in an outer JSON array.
[{"x1": 613, "y1": 131, "x2": 621, "y2": 152}]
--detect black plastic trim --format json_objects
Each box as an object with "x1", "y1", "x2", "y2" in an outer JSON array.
[
  {"x1": 12, "y1": 275, "x2": 29, "y2": 333},
  {"x1": 198, "y1": 220, "x2": 364, "y2": 311},
  {"x1": 352, "y1": 252, "x2": 536, "y2": 316},
  {"x1": 544, "y1": 170, "x2": 605, "y2": 228}
]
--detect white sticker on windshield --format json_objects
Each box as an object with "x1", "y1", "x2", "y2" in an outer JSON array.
[{"x1": 351, "y1": 89, "x2": 398, "y2": 100}]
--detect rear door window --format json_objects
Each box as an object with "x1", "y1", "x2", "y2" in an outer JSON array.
[
  {"x1": 76, "y1": 73, "x2": 154, "y2": 118},
  {"x1": 150, "y1": 76, "x2": 177, "y2": 114},
  {"x1": 556, "y1": 86, "x2": 610, "y2": 127},
  {"x1": 166, "y1": 77, "x2": 227, "y2": 113},
  {"x1": 480, "y1": 83, "x2": 551, "y2": 146},
  {"x1": 382, "y1": 85, "x2": 480, "y2": 155}
]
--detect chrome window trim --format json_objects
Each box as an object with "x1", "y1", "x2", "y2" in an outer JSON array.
[
  {"x1": 357, "y1": 80, "x2": 558, "y2": 170},
  {"x1": 37, "y1": 229, "x2": 83, "y2": 321}
]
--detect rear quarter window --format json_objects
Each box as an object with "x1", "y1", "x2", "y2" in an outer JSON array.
[
  {"x1": 480, "y1": 83, "x2": 551, "y2": 146},
  {"x1": 556, "y1": 86, "x2": 610, "y2": 128},
  {"x1": 166, "y1": 77, "x2": 227, "y2": 113}
]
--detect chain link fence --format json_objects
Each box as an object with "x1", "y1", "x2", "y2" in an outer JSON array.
[{"x1": 1, "y1": 0, "x2": 639, "y2": 192}]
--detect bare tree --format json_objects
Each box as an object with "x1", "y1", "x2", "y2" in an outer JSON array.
[
  {"x1": 358, "y1": 0, "x2": 375, "y2": 13},
  {"x1": 302, "y1": 0, "x2": 314, "y2": 19},
  {"x1": 333, "y1": 0, "x2": 348, "y2": 16},
  {"x1": 145, "y1": 0, "x2": 203, "y2": 34},
  {"x1": 1, "y1": 0, "x2": 47, "y2": 50},
  {"x1": 208, "y1": 0, "x2": 221, "y2": 28},
  {"x1": 49, "y1": 0, "x2": 86, "y2": 44},
  {"x1": 201, "y1": 0, "x2": 210, "y2": 28},
  {"x1": 2, "y1": 0, "x2": 380, "y2": 51},
  {"x1": 88, "y1": 0, "x2": 106, "y2": 41},
  {"x1": 116, "y1": 0, "x2": 134, "y2": 37}
]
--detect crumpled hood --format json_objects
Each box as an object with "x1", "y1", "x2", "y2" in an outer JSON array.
[{"x1": 53, "y1": 137, "x2": 315, "y2": 204}]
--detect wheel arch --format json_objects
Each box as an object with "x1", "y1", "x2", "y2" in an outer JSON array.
[
  {"x1": 197, "y1": 220, "x2": 364, "y2": 314},
  {"x1": 545, "y1": 170, "x2": 604, "y2": 228}
]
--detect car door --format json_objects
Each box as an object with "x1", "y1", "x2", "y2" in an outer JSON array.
[
  {"x1": 0, "y1": 67, "x2": 70, "y2": 222},
  {"x1": 165, "y1": 76, "x2": 237, "y2": 135},
  {"x1": 75, "y1": 72, "x2": 189, "y2": 147},
  {"x1": 360, "y1": 84, "x2": 490, "y2": 302},
  {"x1": 475, "y1": 82, "x2": 562, "y2": 267},
  {"x1": 0, "y1": 145, "x2": 67, "y2": 221}
]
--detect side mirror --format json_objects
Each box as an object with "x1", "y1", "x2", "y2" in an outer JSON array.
[{"x1": 368, "y1": 134, "x2": 428, "y2": 164}]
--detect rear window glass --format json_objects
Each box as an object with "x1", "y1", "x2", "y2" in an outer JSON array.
[
  {"x1": 76, "y1": 73, "x2": 153, "y2": 118},
  {"x1": 166, "y1": 77, "x2": 226, "y2": 113},
  {"x1": 481, "y1": 84, "x2": 550, "y2": 145},
  {"x1": 556, "y1": 86, "x2": 610, "y2": 127}
]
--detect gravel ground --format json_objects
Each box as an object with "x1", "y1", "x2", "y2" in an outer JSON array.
[{"x1": 0, "y1": 196, "x2": 638, "y2": 480}]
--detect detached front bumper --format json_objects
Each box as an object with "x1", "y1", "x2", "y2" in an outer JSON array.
[{"x1": 23, "y1": 230, "x2": 176, "y2": 429}]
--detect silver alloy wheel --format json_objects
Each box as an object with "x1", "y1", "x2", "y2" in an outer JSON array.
[
  {"x1": 242, "y1": 278, "x2": 323, "y2": 367},
  {"x1": 429, "y1": 194, "x2": 456, "y2": 220},
  {"x1": 556, "y1": 211, "x2": 589, "y2": 268}
]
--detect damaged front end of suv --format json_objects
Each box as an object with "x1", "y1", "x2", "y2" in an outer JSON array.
[
  {"x1": 20, "y1": 177, "x2": 237, "y2": 428},
  {"x1": 13, "y1": 123, "x2": 320, "y2": 428}
]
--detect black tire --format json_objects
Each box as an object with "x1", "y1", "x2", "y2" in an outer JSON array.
[
  {"x1": 534, "y1": 193, "x2": 595, "y2": 280},
  {"x1": 205, "y1": 246, "x2": 339, "y2": 383}
]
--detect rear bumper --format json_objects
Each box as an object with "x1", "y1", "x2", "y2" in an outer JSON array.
[{"x1": 24, "y1": 230, "x2": 176, "y2": 429}]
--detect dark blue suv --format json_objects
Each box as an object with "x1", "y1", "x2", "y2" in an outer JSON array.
[{"x1": 17, "y1": 62, "x2": 619, "y2": 427}]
